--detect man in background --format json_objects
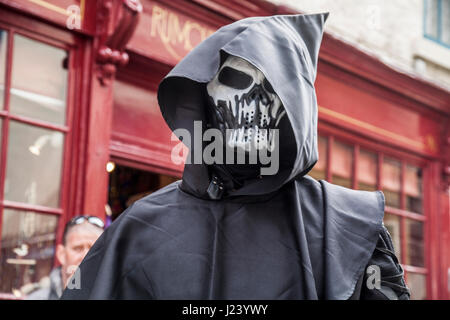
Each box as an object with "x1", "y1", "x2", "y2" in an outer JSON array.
[{"x1": 26, "y1": 216, "x2": 104, "y2": 300}]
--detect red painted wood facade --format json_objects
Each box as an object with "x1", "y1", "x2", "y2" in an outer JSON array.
[{"x1": 0, "y1": 0, "x2": 448, "y2": 299}]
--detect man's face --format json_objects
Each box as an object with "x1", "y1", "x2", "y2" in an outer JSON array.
[{"x1": 56, "y1": 223, "x2": 103, "y2": 285}]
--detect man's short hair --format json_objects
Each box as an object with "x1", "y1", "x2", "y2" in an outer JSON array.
[{"x1": 62, "y1": 216, "x2": 104, "y2": 245}]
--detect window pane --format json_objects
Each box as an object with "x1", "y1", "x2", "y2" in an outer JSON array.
[
  {"x1": 407, "y1": 273, "x2": 427, "y2": 300},
  {"x1": 405, "y1": 219, "x2": 425, "y2": 267},
  {"x1": 0, "y1": 30, "x2": 7, "y2": 109},
  {"x1": 405, "y1": 165, "x2": 423, "y2": 214},
  {"x1": 331, "y1": 140, "x2": 353, "y2": 188},
  {"x1": 5, "y1": 121, "x2": 64, "y2": 207},
  {"x1": 382, "y1": 157, "x2": 401, "y2": 208},
  {"x1": 10, "y1": 34, "x2": 67, "y2": 125},
  {"x1": 442, "y1": 0, "x2": 450, "y2": 44},
  {"x1": 358, "y1": 149, "x2": 377, "y2": 191},
  {"x1": 383, "y1": 213, "x2": 401, "y2": 262},
  {"x1": 425, "y1": 0, "x2": 439, "y2": 38},
  {"x1": 0, "y1": 209, "x2": 58, "y2": 297},
  {"x1": 309, "y1": 135, "x2": 327, "y2": 180}
]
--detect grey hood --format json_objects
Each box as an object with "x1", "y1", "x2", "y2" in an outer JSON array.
[{"x1": 158, "y1": 13, "x2": 329, "y2": 199}]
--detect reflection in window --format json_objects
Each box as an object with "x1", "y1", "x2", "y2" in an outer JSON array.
[
  {"x1": 331, "y1": 140, "x2": 353, "y2": 188},
  {"x1": 382, "y1": 157, "x2": 401, "y2": 208},
  {"x1": 309, "y1": 135, "x2": 327, "y2": 180},
  {"x1": 0, "y1": 29, "x2": 7, "y2": 108},
  {"x1": 407, "y1": 273, "x2": 427, "y2": 300},
  {"x1": 358, "y1": 149, "x2": 377, "y2": 191},
  {"x1": 5, "y1": 121, "x2": 64, "y2": 207},
  {"x1": 10, "y1": 34, "x2": 68, "y2": 125},
  {"x1": 0, "y1": 209, "x2": 58, "y2": 297},
  {"x1": 405, "y1": 219, "x2": 425, "y2": 267},
  {"x1": 383, "y1": 213, "x2": 401, "y2": 262},
  {"x1": 405, "y1": 165, "x2": 423, "y2": 214}
]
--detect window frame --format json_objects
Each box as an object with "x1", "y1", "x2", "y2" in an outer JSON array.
[
  {"x1": 315, "y1": 123, "x2": 432, "y2": 299},
  {"x1": 424, "y1": 0, "x2": 450, "y2": 49},
  {"x1": 0, "y1": 21, "x2": 76, "y2": 298}
]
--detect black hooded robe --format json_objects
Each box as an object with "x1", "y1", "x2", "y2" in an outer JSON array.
[{"x1": 61, "y1": 13, "x2": 409, "y2": 300}]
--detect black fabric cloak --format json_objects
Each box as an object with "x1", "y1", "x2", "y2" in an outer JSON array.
[{"x1": 61, "y1": 13, "x2": 408, "y2": 300}]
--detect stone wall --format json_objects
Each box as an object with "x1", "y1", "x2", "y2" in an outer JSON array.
[{"x1": 269, "y1": 0, "x2": 450, "y2": 89}]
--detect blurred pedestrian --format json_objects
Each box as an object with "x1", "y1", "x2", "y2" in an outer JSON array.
[{"x1": 26, "y1": 215, "x2": 104, "y2": 300}]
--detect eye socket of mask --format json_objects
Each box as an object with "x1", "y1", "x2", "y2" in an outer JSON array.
[
  {"x1": 263, "y1": 78, "x2": 275, "y2": 94},
  {"x1": 218, "y1": 66, "x2": 253, "y2": 90}
]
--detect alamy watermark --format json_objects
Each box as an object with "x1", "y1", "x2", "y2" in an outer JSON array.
[
  {"x1": 65, "y1": 265, "x2": 81, "y2": 290},
  {"x1": 366, "y1": 264, "x2": 381, "y2": 290},
  {"x1": 66, "y1": 5, "x2": 81, "y2": 30},
  {"x1": 171, "y1": 121, "x2": 280, "y2": 176}
]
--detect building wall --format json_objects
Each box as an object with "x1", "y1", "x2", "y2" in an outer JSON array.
[
  {"x1": 0, "y1": 0, "x2": 448, "y2": 300},
  {"x1": 269, "y1": 0, "x2": 450, "y2": 90}
]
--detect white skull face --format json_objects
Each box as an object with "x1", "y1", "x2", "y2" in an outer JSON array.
[{"x1": 206, "y1": 55, "x2": 286, "y2": 152}]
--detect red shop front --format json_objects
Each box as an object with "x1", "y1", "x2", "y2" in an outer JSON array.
[{"x1": 0, "y1": 0, "x2": 448, "y2": 299}]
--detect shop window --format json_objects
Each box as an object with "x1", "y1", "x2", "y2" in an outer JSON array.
[
  {"x1": 424, "y1": 0, "x2": 450, "y2": 47},
  {"x1": 383, "y1": 213, "x2": 402, "y2": 261},
  {"x1": 405, "y1": 165, "x2": 423, "y2": 214},
  {"x1": 0, "y1": 29, "x2": 70, "y2": 298},
  {"x1": 313, "y1": 133, "x2": 428, "y2": 299},
  {"x1": 358, "y1": 149, "x2": 377, "y2": 191},
  {"x1": 0, "y1": 209, "x2": 58, "y2": 295},
  {"x1": 331, "y1": 140, "x2": 353, "y2": 188},
  {"x1": 407, "y1": 273, "x2": 427, "y2": 300},
  {"x1": 405, "y1": 219, "x2": 425, "y2": 267},
  {"x1": 309, "y1": 135, "x2": 327, "y2": 180},
  {"x1": 382, "y1": 157, "x2": 401, "y2": 208},
  {"x1": 10, "y1": 35, "x2": 67, "y2": 125},
  {"x1": 5, "y1": 122, "x2": 64, "y2": 207}
]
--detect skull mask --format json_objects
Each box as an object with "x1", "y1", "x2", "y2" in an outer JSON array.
[{"x1": 206, "y1": 55, "x2": 286, "y2": 152}]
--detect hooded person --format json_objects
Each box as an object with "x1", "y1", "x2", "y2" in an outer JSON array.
[{"x1": 61, "y1": 13, "x2": 409, "y2": 300}]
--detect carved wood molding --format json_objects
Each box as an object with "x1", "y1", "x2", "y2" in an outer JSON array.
[{"x1": 96, "y1": 0, "x2": 142, "y2": 86}]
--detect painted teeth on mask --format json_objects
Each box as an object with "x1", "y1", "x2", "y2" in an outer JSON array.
[
  {"x1": 212, "y1": 92, "x2": 285, "y2": 151},
  {"x1": 223, "y1": 95, "x2": 276, "y2": 151},
  {"x1": 227, "y1": 126, "x2": 274, "y2": 151},
  {"x1": 231, "y1": 95, "x2": 272, "y2": 130}
]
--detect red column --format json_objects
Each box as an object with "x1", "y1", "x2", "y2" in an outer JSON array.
[
  {"x1": 82, "y1": 67, "x2": 114, "y2": 220},
  {"x1": 80, "y1": 0, "x2": 142, "y2": 220}
]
